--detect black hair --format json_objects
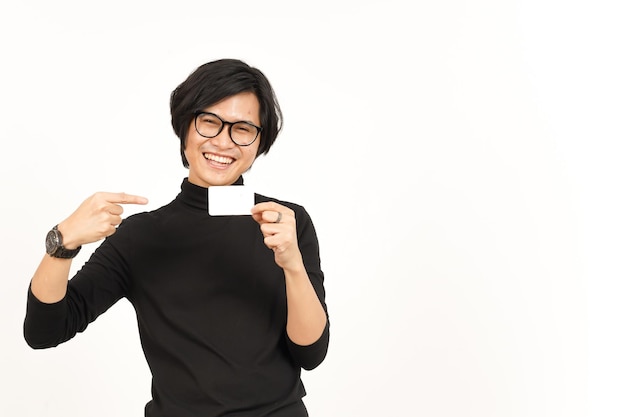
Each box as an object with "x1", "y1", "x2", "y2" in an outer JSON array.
[{"x1": 170, "y1": 58, "x2": 283, "y2": 167}]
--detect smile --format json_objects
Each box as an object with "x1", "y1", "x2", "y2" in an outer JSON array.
[{"x1": 203, "y1": 153, "x2": 234, "y2": 165}]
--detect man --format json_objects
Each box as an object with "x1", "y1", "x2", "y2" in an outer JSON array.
[{"x1": 24, "y1": 58, "x2": 329, "y2": 416}]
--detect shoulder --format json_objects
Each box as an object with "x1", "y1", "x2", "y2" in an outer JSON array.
[
  {"x1": 115, "y1": 200, "x2": 178, "y2": 233},
  {"x1": 255, "y1": 193, "x2": 319, "y2": 239}
]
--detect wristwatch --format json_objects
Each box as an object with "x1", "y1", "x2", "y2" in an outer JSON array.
[{"x1": 45, "y1": 225, "x2": 82, "y2": 259}]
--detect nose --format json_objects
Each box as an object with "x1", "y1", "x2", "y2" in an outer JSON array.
[{"x1": 209, "y1": 125, "x2": 235, "y2": 149}]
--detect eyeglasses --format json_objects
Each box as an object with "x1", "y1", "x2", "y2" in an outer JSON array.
[{"x1": 194, "y1": 112, "x2": 262, "y2": 146}]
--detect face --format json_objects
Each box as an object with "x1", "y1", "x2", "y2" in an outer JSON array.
[{"x1": 185, "y1": 92, "x2": 261, "y2": 187}]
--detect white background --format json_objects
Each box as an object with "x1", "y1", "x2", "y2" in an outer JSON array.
[{"x1": 1, "y1": 1, "x2": 624, "y2": 416}]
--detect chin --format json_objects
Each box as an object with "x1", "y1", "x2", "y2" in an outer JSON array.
[{"x1": 202, "y1": 174, "x2": 239, "y2": 187}]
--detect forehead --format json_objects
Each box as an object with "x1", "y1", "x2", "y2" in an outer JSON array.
[{"x1": 202, "y1": 92, "x2": 260, "y2": 123}]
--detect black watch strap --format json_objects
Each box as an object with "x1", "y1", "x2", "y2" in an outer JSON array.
[{"x1": 46, "y1": 225, "x2": 82, "y2": 259}]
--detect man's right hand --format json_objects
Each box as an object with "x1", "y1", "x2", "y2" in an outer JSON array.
[{"x1": 57, "y1": 192, "x2": 149, "y2": 249}]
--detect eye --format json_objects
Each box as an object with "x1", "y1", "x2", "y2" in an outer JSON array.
[
  {"x1": 234, "y1": 123, "x2": 254, "y2": 133},
  {"x1": 200, "y1": 114, "x2": 221, "y2": 125}
]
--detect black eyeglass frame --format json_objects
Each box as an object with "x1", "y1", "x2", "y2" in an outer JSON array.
[{"x1": 194, "y1": 112, "x2": 263, "y2": 146}]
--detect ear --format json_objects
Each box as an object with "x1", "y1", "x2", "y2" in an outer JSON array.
[
  {"x1": 181, "y1": 126, "x2": 190, "y2": 167},
  {"x1": 179, "y1": 142, "x2": 190, "y2": 168}
]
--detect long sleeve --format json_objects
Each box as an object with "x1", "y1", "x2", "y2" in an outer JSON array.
[
  {"x1": 287, "y1": 321, "x2": 330, "y2": 370},
  {"x1": 24, "y1": 224, "x2": 132, "y2": 349},
  {"x1": 23, "y1": 178, "x2": 330, "y2": 416},
  {"x1": 285, "y1": 206, "x2": 330, "y2": 370},
  {"x1": 24, "y1": 286, "x2": 73, "y2": 349}
]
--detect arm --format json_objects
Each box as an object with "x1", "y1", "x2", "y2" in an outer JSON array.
[
  {"x1": 252, "y1": 202, "x2": 329, "y2": 369},
  {"x1": 31, "y1": 192, "x2": 148, "y2": 302},
  {"x1": 24, "y1": 192, "x2": 148, "y2": 348},
  {"x1": 283, "y1": 265, "x2": 327, "y2": 345}
]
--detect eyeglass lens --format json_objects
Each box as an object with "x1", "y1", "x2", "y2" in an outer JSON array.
[{"x1": 195, "y1": 113, "x2": 259, "y2": 146}]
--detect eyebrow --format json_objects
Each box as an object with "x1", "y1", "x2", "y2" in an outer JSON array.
[{"x1": 200, "y1": 110, "x2": 260, "y2": 126}]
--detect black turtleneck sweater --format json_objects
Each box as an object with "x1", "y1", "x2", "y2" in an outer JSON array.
[{"x1": 24, "y1": 178, "x2": 330, "y2": 417}]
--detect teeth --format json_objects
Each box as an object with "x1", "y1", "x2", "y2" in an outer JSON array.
[{"x1": 204, "y1": 153, "x2": 234, "y2": 164}]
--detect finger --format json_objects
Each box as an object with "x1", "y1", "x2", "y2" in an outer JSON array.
[
  {"x1": 101, "y1": 192, "x2": 149, "y2": 205},
  {"x1": 108, "y1": 204, "x2": 124, "y2": 216},
  {"x1": 251, "y1": 201, "x2": 284, "y2": 215},
  {"x1": 260, "y1": 222, "x2": 289, "y2": 238},
  {"x1": 263, "y1": 235, "x2": 277, "y2": 250},
  {"x1": 254, "y1": 209, "x2": 292, "y2": 224},
  {"x1": 105, "y1": 224, "x2": 119, "y2": 237},
  {"x1": 260, "y1": 222, "x2": 277, "y2": 235},
  {"x1": 252, "y1": 210, "x2": 276, "y2": 225},
  {"x1": 251, "y1": 212, "x2": 264, "y2": 224},
  {"x1": 110, "y1": 215, "x2": 123, "y2": 227},
  {"x1": 262, "y1": 211, "x2": 283, "y2": 224},
  {"x1": 263, "y1": 234, "x2": 290, "y2": 254}
]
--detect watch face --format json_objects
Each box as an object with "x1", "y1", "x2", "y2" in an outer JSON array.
[{"x1": 45, "y1": 229, "x2": 60, "y2": 254}]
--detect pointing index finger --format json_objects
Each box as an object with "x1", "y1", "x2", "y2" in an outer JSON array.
[{"x1": 104, "y1": 192, "x2": 149, "y2": 205}]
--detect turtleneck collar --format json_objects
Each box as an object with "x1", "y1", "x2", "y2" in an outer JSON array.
[{"x1": 177, "y1": 176, "x2": 245, "y2": 211}]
